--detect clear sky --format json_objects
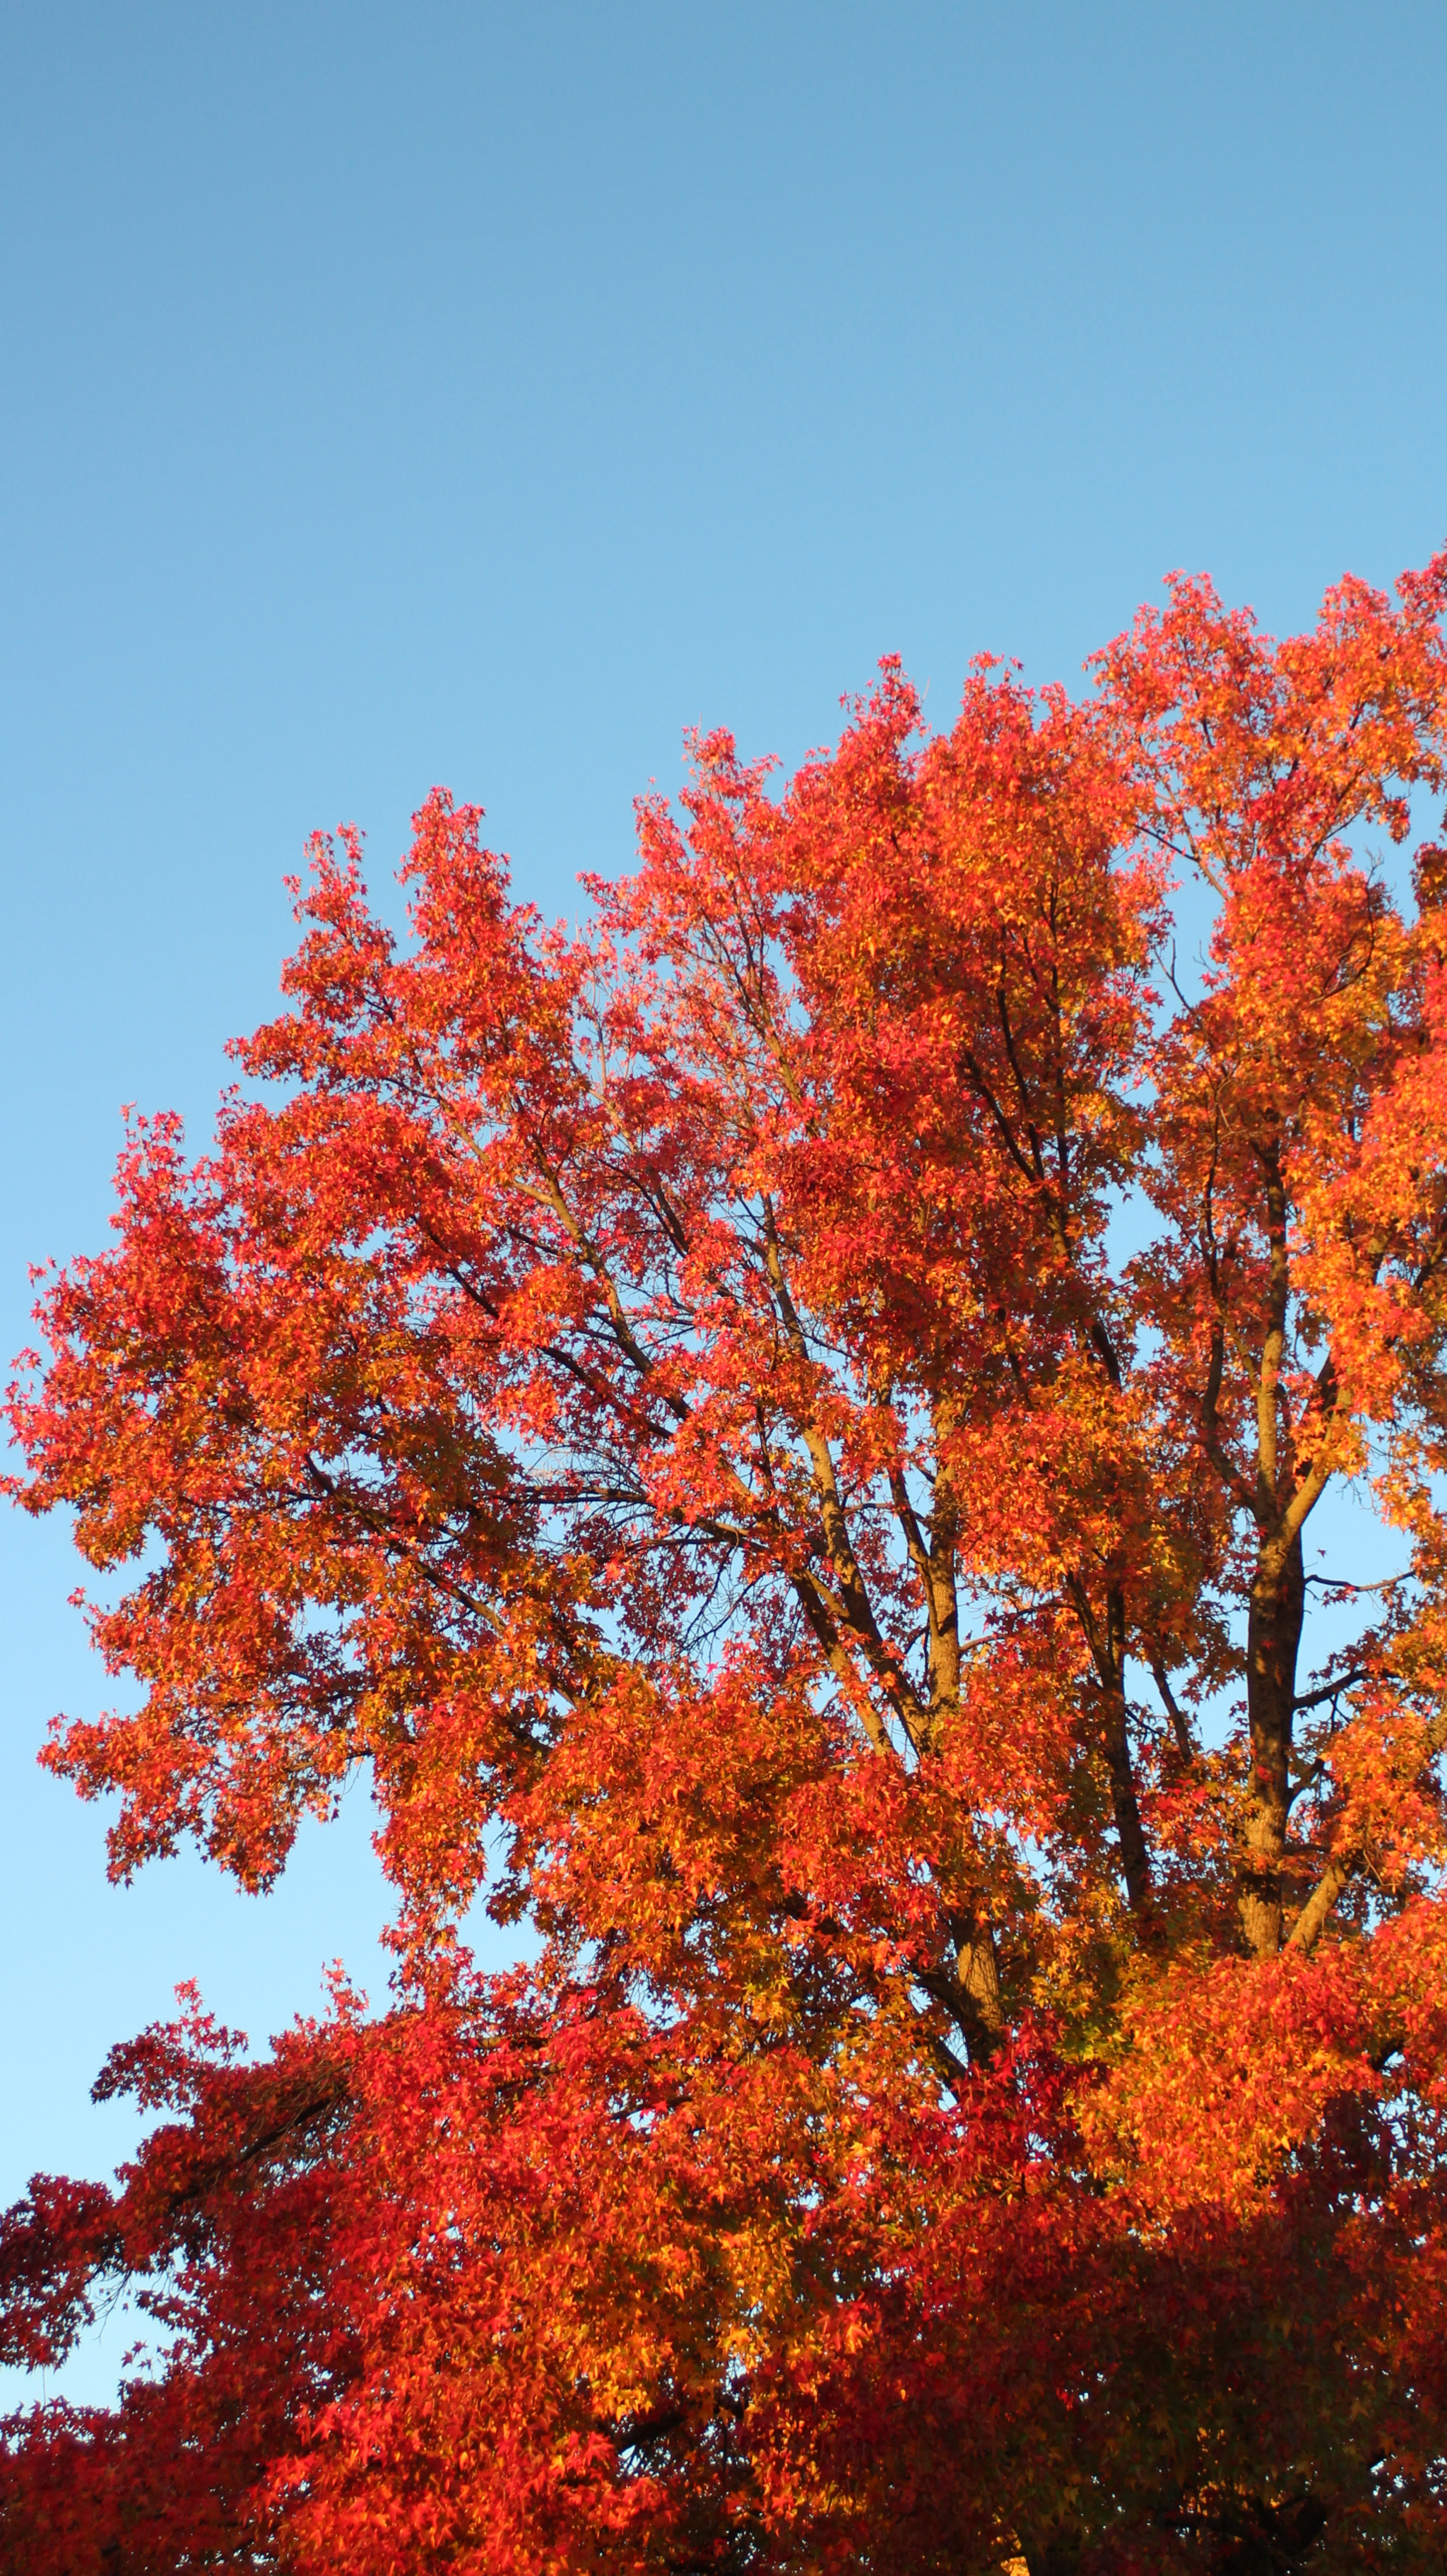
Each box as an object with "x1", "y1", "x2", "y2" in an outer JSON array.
[{"x1": 2, "y1": 0, "x2": 1445, "y2": 2397}]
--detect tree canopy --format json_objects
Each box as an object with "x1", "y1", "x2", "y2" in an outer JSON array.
[{"x1": 6, "y1": 557, "x2": 1447, "y2": 2571}]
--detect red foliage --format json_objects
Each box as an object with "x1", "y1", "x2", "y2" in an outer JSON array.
[{"x1": 7, "y1": 559, "x2": 1447, "y2": 2568}]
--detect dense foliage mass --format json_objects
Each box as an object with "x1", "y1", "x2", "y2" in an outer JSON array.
[{"x1": 6, "y1": 559, "x2": 1447, "y2": 2571}]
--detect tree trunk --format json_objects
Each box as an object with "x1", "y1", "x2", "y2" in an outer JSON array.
[{"x1": 1240, "y1": 1526, "x2": 1305, "y2": 1956}]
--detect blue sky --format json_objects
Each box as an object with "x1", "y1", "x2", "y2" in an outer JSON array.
[{"x1": 2, "y1": 0, "x2": 1445, "y2": 2397}]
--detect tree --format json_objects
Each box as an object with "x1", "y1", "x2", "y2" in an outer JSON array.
[{"x1": 5, "y1": 557, "x2": 1447, "y2": 2571}]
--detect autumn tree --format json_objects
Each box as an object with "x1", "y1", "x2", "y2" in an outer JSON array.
[{"x1": 6, "y1": 557, "x2": 1447, "y2": 2572}]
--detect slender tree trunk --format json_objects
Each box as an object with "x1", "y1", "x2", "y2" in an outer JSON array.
[
  {"x1": 1240, "y1": 1525, "x2": 1304, "y2": 1956},
  {"x1": 1102, "y1": 1674, "x2": 1152, "y2": 1915}
]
